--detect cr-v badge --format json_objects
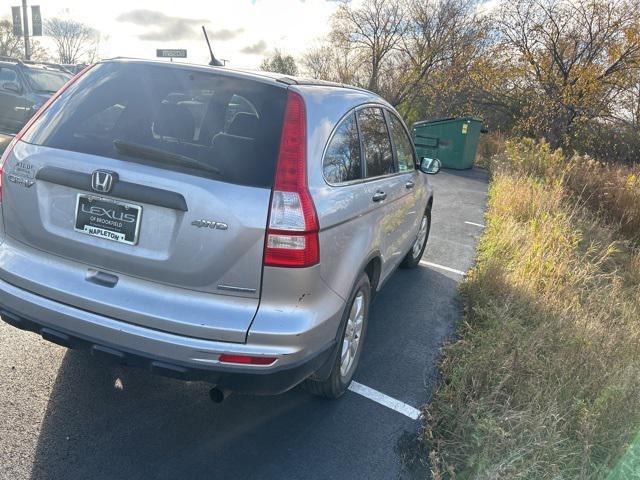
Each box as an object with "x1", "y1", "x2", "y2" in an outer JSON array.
[
  {"x1": 191, "y1": 219, "x2": 228, "y2": 230},
  {"x1": 8, "y1": 160, "x2": 35, "y2": 188}
]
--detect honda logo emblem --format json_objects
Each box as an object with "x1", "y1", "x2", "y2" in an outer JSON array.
[{"x1": 91, "y1": 170, "x2": 118, "y2": 193}]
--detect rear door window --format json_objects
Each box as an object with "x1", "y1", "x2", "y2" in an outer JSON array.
[
  {"x1": 388, "y1": 112, "x2": 416, "y2": 172},
  {"x1": 323, "y1": 112, "x2": 362, "y2": 184},
  {"x1": 22, "y1": 62, "x2": 288, "y2": 188},
  {"x1": 356, "y1": 107, "x2": 394, "y2": 178}
]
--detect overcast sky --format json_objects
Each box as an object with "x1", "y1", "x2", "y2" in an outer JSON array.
[{"x1": 7, "y1": 0, "x2": 340, "y2": 68}]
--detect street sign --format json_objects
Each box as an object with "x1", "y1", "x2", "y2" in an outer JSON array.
[
  {"x1": 11, "y1": 6, "x2": 22, "y2": 36},
  {"x1": 156, "y1": 49, "x2": 187, "y2": 59},
  {"x1": 31, "y1": 5, "x2": 42, "y2": 36}
]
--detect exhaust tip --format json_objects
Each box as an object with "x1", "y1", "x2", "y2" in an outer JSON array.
[{"x1": 209, "y1": 387, "x2": 229, "y2": 403}]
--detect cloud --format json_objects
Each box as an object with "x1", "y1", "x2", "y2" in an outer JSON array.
[
  {"x1": 116, "y1": 9, "x2": 208, "y2": 41},
  {"x1": 208, "y1": 28, "x2": 244, "y2": 41},
  {"x1": 240, "y1": 40, "x2": 267, "y2": 55}
]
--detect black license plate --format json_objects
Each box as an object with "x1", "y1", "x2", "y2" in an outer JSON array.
[{"x1": 74, "y1": 194, "x2": 142, "y2": 245}]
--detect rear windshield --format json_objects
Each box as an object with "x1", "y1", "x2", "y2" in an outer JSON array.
[{"x1": 22, "y1": 62, "x2": 287, "y2": 188}]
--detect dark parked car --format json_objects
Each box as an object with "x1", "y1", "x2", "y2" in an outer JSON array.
[{"x1": 0, "y1": 58, "x2": 72, "y2": 135}]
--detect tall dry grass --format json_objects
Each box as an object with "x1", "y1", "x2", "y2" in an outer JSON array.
[{"x1": 424, "y1": 139, "x2": 640, "y2": 479}]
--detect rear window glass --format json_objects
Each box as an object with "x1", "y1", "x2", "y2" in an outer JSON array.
[
  {"x1": 356, "y1": 107, "x2": 394, "y2": 178},
  {"x1": 323, "y1": 112, "x2": 362, "y2": 184},
  {"x1": 22, "y1": 62, "x2": 288, "y2": 188}
]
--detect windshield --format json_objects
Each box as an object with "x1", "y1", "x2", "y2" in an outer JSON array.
[
  {"x1": 21, "y1": 61, "x2": 288, "y2": 188},
  {"x1": 23, "y1": 68, "x2": 71, "y2": 93}
]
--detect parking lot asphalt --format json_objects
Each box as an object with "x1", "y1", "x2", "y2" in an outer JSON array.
[{"x1": 0, "y1": 167, "x2": 489, "y2": 480}]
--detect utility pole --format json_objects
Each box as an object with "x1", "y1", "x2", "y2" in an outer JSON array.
[{"x1": 21, "y1": 0, "x2": 31, "y2": 60}]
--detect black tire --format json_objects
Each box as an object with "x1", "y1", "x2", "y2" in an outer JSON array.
[
  {"x1": 304, "y1": 273, "x2": 371, "y2": 399},
  {"x1": 400, "y1": 209, "x2": 431, "y2": 269}
]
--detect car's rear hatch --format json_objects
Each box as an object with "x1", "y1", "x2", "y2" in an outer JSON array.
[{"x1": 0, "y1": 60, "x2": 288, "y2": 342}]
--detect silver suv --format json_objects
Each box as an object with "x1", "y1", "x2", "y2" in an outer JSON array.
[{"x1": 0, "y1": 59, "x2": 439, "y2": 400}]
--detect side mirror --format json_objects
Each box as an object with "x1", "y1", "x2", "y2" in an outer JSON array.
[
  {"x1": 419, "y1": 157, "x2": 441, "y2": 175},
  {"x1": 2, "y1": 82, "x2": 21, "y2": 93}
]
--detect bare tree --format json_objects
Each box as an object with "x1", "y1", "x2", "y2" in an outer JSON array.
[
  {"x1": 389, "y1": 0, "x2": 485, "y2": 105},
  {"x1": 45, "y1": 18, "x2": 100, "y2": 64},
  {"x1": 0, "y1": 20, "x2": 50, "y2": 61},
  {"x1": 496, "y1": 0, "x2": 640, "y2": 147},
  {"x1": 315, "y1": 0, "x2": 484, "y2": 107},
  {"x1": 0, "y1": 20, "x2": 23, "y2": 58},
  {"x1": 302, "y1": 44, "x2": 363, "y2": 85},
  {"x1": 302, "y1": 45, "x2": 338, "y2": 80},
  {"x1": 331, "y1": 0, "x2": 407, "y2": 93}
]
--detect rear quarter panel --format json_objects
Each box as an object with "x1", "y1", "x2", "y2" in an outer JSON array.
[{"x1": 297, "y1": 86, "x2": 430, "y2": 300}]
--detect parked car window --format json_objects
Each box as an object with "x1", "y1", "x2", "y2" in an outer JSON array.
[
  {"x1": 388, "y1": 113, "x2": 416, "y2": 172},
  {"x1": 323, "y1": 112, "x2": 362, "y2": 184},
  {"x1": 357, "y1": 107, "x2": 394, "y2": 178},
  {"x1": 22, "y1": 62, "x2": 288, "y2": 188},
  {"x1": 23, "y1": 68, "x2": 70, "y2": 94},
  {"x1": 0, "y1": 68, "x2": 19, "y2": 86}
]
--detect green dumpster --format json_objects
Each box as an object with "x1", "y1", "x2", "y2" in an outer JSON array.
[{"x1": 411, "y1": 117, "x2": 483, "y2": 170}]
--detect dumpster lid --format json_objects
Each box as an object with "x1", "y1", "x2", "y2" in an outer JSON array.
[{"x1": 412, "y1": 116, "x2": 483, "y2": 128}]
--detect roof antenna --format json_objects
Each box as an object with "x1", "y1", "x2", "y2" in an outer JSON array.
[{"x1": 202, "y1": 26, "x2": 224, "y2": 66}]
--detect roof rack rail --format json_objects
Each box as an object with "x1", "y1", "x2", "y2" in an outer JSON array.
[{"x1": 0, "y1": 56, "x2": 73, "y2": 74}]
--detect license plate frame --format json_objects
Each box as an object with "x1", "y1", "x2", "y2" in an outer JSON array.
[{"x1": 74, "y1": 194, "x2": 142, "y2": 245}]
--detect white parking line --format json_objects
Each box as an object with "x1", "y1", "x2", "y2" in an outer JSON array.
[
  {"x1": 419, "y1": 260, "x2": 465, "y2": 276},
  {"x1": 348, "y1": 381, "x2": 421, "y2": 420},
  {"x1": 465, "y1": 221, "x2": 485, "y2": 228}
]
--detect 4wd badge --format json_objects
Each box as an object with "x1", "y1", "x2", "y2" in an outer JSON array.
[{"x1": 191, "y1": 219, "x2": 228, "y2": 230}]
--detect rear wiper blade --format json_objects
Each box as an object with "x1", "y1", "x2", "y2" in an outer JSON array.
[{"x1": 113, "y1": 139, "x2": 220, "y2": 175}]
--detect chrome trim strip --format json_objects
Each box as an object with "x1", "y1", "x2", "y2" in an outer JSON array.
[{"x1": 217, "y1": 284, "x2": 257, "y2": 294}]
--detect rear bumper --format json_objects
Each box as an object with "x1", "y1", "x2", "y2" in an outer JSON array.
[{"x1": 0, "y1": 277, "x2": 339, "y2": 395}]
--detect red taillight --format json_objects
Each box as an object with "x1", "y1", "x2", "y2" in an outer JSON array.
[
  {"x1": 218, "y1": 354, "x2": 277, "y2": 366},
  {"x1": 0, "y1": 64, "x2": 94, "y2": 201},
  {"x1": 264, "y1": 91, "x2": 319, "y2": 268}
]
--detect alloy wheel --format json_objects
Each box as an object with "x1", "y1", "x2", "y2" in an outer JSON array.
[
  {"x1": 340, "y1": 290, "x2": 365, "y2": 378},
  {"x1": 412, "y1": 215, "x2": 429, "y2": 259}
]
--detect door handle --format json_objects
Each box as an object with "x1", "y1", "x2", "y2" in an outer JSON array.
[
  {"x1": 372, "y1": 191, "x2": 387, "y2": 202},
  {"x1": 405, "y1": 180, "x2": 415, "y2": 189}
]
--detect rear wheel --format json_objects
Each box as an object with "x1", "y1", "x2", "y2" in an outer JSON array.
[
  {"x1": 401, "y1": 210, "x2": 431, "y2": 269},
  {"x1": 305, "y1": 273, "x2": 370, "y2": 399}
]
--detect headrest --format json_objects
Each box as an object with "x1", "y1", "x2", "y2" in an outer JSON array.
[
  {"x1": 154, "y1": 103, "x2": 195, "y2": 141},
  {"x1": 227, "y1": 112, "x2": 259, "y2": 138}
]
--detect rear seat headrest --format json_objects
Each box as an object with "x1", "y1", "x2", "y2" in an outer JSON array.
[
  {"x1": 227, "y1": 112, "x2": 259, "y2": 138},
  {"x1": 154, "y1": 103, "x2": 195, "y2": 141}
]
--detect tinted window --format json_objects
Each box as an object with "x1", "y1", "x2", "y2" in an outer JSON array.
[
  {"x1": 23, "y1": 68, "x2": 70, "y2": 93},
  {"x1": 357, "y1": 107, "x2": 394, "y2": 178},
  {"x1": 0, "y1": 68, "x2": 18, "y2": 85},
  {"x1": 388, "y1": 113, "x2": 416, "y2": 172},
  {"x1": 22, "y1": 62, "x2": 288, "y2": 188},
  {"x1": 323, "y1": 112, "x2": 362, "y2": 183}
]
